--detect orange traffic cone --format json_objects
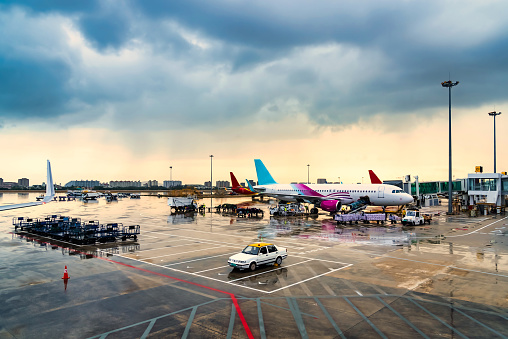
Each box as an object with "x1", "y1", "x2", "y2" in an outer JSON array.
[{"x1": 62, "y1": 266, "x2": 70, "y2": 280}]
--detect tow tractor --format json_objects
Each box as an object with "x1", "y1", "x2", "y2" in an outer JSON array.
[{"x1": 401, "y1": 209, "x2": 425, "y2": 226}]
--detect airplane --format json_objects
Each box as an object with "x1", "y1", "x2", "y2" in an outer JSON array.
[
  {"x1": 0, "y1": 160, "x2": 55, "y2": 211},
  {"x1": 230, "y1": 172, "x2": 256, "y2": 195},
  {"x1": 252, "y1": 159, "x2": 413, "y2": 213}
]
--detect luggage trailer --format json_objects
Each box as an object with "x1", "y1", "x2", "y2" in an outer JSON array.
[{"x1": 13, "y1": 216, "x2": 140, "y2": 245}]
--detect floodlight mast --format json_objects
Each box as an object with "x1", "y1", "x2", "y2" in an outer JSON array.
[
  {"x1": 488, "y1": 111, "x2": 502, "y2": 173},
  {"x1": 441, "y1": 80, "x2": 459, "y2": 214},
  {"x1": 210, "y1": 155, "x2": 214, "y2": 211}
]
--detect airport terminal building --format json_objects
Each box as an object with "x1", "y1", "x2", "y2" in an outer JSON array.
[{"x1": 467, "y1": 172, "x2": 508, "y2": 206}]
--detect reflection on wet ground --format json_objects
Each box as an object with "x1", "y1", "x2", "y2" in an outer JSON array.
[{"x1": 1, "y1": 193, "x2": 507, "y2": 338}]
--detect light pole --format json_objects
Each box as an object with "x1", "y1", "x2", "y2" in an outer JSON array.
[
  {"x1": 441, "y1": 80, "x2": 459, "y2": 214},
  {"x1": 488, "y1": 111, "x2": 501, "y2": 173},
  {"x1": 307, "y1": 164, "x2": 310, "y2": 184},
  {"x1": 210, "y1": 155, "x2": 214, "y2": 210}
]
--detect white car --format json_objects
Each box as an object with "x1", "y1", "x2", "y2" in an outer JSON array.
[{"x1": 228, "y1": 242, "x2": 288, "y2": 271}]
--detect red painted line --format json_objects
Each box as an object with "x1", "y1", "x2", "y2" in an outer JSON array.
[{"x1": 10, "y1": 233, "x2": 255, "y2": 339}]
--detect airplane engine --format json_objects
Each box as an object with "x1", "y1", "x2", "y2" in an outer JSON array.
[{"x1": 320, "y1": 200, "x2": 342, "y2": 212}]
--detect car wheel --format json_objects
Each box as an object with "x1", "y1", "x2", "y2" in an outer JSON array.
[
  {"x1": 249, "y1": 262, "x2": 256, "y2": 271},
  {"x1": 276, "y1": 256, "x2": 282, "y2": 266}
]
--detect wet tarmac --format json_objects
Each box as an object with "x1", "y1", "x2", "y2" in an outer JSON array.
[{"x1": 1, "y1": 193, "x2": 507, "y2": 338}]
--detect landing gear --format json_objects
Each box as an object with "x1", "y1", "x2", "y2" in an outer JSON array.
[{"x1": 310, "y1": 207, "x2": 319, "y2": 214}]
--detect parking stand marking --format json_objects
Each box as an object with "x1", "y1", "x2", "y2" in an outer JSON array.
[
  {"x1": 451, "y1": 306, "x2": 507, "y2": 338},
  {"x1": 407, "y1": 298, "x2": 468, "y2": 339},
  {"x1": 229, "y1": 260, "x2": 313, "y2": 282},
  {"x1": 344, "y1": 297, "x2": 388, "y2": 339},
  {"x1": 181, "y1": 306, "x2": 198, "y2": 339},
  {"x1": 376, "y1": 296, "x2": 429, "y2": 339},
  {"x1": 164, "y1": 252, "x2": 238, "y2": 267},
  {"x1": 226, "y1": 305, "x2": 236, "y2": 339},
  {"x1": 142, "y1": 245, "x2": 230, "y2": 260},
  {"x1": 286, "y1": 297, "x2": 309, "y2": 339},
  {"x1": 314, "y1": 297, "x2": 346, "y2": 339},
  {"x1": 267, "y1": 264, "x2": 353, "y2": 294},
  {"x1": 257, "y1": 298, "x2": 267, "y2": 339},
  {"x1": 140, "y1": 319, "x2": 156, "y2": 339},
  {"x1": 194, "y1": 265, "x2": 230, "y2": 274}
]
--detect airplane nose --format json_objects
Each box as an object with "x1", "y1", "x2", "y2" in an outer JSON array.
[{"x1": 404, "y1": 194, "x2": 413, "y2": 204}]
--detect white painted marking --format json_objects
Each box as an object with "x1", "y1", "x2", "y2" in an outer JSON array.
[
  {"x1": 266, "y1": 264, "x2": 353, "y2": 294},
  {"x1": 145, "y1": 227, "x2": 327, "y2": 247},
  {"x1": 165, "y1": 266, "x2": 265, "y2": 293},
  {"x1": 114, "y1": 249, "x2": 354, "y2": 294},
  {"x1": 380, "y1": 255, "x2": 508, "y2": 278},
  {"x1": 292, "y1": 255, "x2": 351, "y2": 266},
  {"x1": 229, "y1": 260, "x2": 313, "y2": 282},
  {"x1": 356, "y1": 290, "x2": 363, "y2": 296},
  {"x1": 135, "y1": 241, "x2": 200, "y2": 253},
  {"x1": 165, "y1": 252, "x2": 238, "y2": 267},
  {"x1": 194, "y1": 265, "x2": 228, "y2": 274},
  {"x1": 142, "y1": 246, "x2": 229, "y2": 260}
]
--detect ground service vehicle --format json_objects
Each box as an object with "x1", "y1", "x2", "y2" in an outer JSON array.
[
  {"x1": 402, "y1": 210, "x2": 425, "y2": 226},
  {"x1": 228, "y1": 243, "x2": 288, "y2": 271}
]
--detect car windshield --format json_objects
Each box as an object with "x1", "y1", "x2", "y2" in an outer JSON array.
[
  {"x1": 406, "y1": 211, "x2": 415, "y2": 216},
  {"x1": 242, "y1": 246, "x2": 259, "y2": 255}
]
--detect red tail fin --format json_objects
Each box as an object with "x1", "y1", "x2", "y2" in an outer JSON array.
[
  {"x1": 369, "y1": 170, "x2": 382, "y2": 184},
  {"x1": 230, "y1": 172, "x2": 241, "y2": 188}
]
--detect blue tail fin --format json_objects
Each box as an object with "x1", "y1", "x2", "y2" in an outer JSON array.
[
  {"x1": 246, "y1": 179, "x2": 255, "y2": 191},
  {"x1": 254, "y1": 159, "x2": 277, "y2": 185}
]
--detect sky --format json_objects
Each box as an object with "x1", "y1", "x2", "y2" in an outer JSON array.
[{"x1": 0, "y1": 0, "x2": 507, "y2": 186}]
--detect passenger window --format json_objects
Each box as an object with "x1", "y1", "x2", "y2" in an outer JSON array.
[
  {"x1": 268, "y1": 245, "x2": 277, "y2": 253},
  {"x1": 260, "y1": 247, "x2": 268, "y2": 254}
]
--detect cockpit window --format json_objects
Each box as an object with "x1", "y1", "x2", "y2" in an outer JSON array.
[{"x1": 242, "y1": 246, "x2": 259, "y2": 255}]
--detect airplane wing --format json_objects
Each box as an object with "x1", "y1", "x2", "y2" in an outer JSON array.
[
  {"x1": 0, "y1": 201, "x2": 44, "y2": 211},
  {"x1": 0, "y1": 160, "x2": 55, "y2": 211},
  {"x1": 256, "y1": 183, "x2": 354, "y2": 205}
]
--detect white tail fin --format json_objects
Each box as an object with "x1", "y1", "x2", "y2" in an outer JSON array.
[{"x1": 43, "y1": 160, "x2": 55, "y2": 203}]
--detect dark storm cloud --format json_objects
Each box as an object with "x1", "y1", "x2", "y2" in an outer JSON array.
[
  {"x1": 0, "y1": 56, "x2": 71, "y2": 118},
  {"x1": 77, "y1": 10, "x2": 131, "y2": 50},
  {"x1": 0, "y1": 0, "x2": 99, "y2": 14},
  {"x1": 0, "y1": 1, "x2": 507, "y2": 128}
]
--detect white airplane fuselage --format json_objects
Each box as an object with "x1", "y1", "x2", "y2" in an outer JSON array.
[{"x1": 254, "y1": 183, "x2": 413, "y2": 206}]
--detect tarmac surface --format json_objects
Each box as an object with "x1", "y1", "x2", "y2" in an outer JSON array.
[{"x1": 1, "y1": 193, "x2": 507, "y2": 338}]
